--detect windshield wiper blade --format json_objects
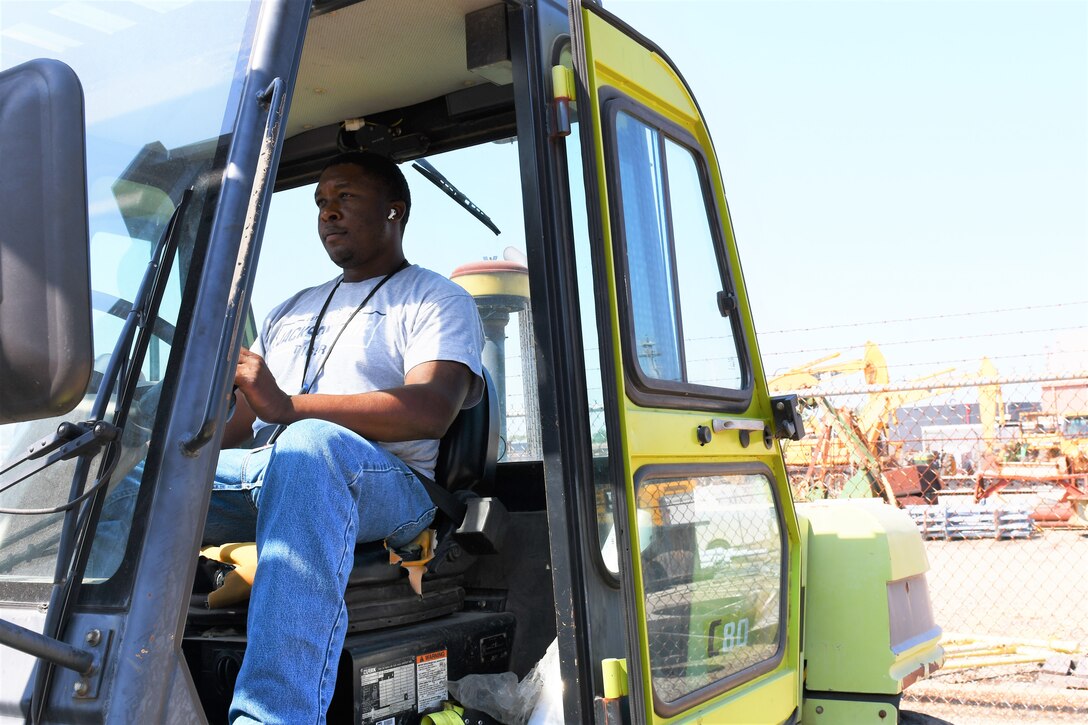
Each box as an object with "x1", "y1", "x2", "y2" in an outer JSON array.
[{"x1": 412, "y1": 159, "x2": 501, "y2": 236}]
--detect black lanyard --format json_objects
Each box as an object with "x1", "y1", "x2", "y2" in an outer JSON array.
[{"x1": 299, "y1": 259, "x2": 409, "y2": 394}]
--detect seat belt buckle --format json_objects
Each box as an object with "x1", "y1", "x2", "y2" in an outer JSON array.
[{"x1": 453, "y1": 497, "x2": 508, "y2": 555}]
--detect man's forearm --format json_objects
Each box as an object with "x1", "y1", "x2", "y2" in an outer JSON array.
[
  {"x1": 234, "y1": 357, "x2": 474, "y2": 444},
  {"x1": 275, "y1": 386, "x2": 462, "y2": 442},
  {"x1": 221, "y1": 391, "x2": 258, "y2": 449}
]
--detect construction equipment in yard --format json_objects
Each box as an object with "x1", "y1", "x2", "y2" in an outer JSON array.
[
  {"x1": 973, "y1": 365, "x2": 1088, "y2": 504},
  {"x1": 771, "y1": 342, "x2": 948, "y2": 504}
]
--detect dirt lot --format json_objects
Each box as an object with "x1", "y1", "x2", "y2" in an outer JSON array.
[{"x1": 901, "y1": 525, "x2": 1088, "y2": 723}]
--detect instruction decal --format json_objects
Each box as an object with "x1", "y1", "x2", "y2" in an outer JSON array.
[
  {"x1": 359, "y1": 657, "x2": 416, "y2": 723},
  {"x1": 416, "y1": 649, "x2": 448, "y2": 713}
]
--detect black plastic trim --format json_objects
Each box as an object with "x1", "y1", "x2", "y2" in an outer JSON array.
[
  {"x1": 805, "y1": 690, "x2": 902, "y2": 707},
  {"x1": 511, "y1": 4, "x2": 605, "y2": 722},
  {"x1": 548, "y1": 36, "x2": 624, "y2": 591}
]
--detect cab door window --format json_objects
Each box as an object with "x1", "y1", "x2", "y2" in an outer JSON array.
[
  {"x1": 608, "y1": 103, "x2": 748, "y2": 409},
  {"x1": 636, "y1": 465, "x2": 785, "y2": 713}
]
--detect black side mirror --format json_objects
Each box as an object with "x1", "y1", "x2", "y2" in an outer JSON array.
[{"x1": 0, "y1": 59, "x2": 92, "y2": 424}]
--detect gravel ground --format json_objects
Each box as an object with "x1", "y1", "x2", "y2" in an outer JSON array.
[
  {"x1": 924, "y1": 528, "x2": 1088, "y2": 644},
  {"x1": 900, "y1": 522, "x2": 1088, "y2": 723},
  {"x1": 904, "y1": 702, "x2": 1088, "y2": 725}
]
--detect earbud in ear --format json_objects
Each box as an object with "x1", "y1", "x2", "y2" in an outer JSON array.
[{"x1": 387, "y1": 210, "x2": 396, "y2": 220}]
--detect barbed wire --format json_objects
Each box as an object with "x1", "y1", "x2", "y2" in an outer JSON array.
[
  {"x1": 506, "y1": 344, "x2": 1088, "y2": 373},
  {"x1": 756, "y1": 300, "x2": 1088, "y2": 336},
  {"x1": 502, "y1": 349, "x2": 1088, "y2": 389},
  {"x1": 763, "y1": 349, "x2": 1088, "y2": 379},
  {"x1": 772, "y1": 371, "x2": 1088, "y2": 398},
  {"x1": 879, "y1": 349, "x2": 1088, "y2": 369},
  {"x1": 761, "y1": 324, "x2": 1088, "y2": 358},
  {"x1": 512, "y1": 329, "x2": 1087, "y2": 362},
  {"x1": 691, "y1": 349, "x2": 1087, "y2": 372}
]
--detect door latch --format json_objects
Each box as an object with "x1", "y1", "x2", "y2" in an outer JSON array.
[{"x1": 771, "y1": 394, "x2": 806, "y2": 441}]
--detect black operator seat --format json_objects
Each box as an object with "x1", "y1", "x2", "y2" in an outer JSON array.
[
  {"x1": 341, "y1": 366, "x2": 505, "y2": 631},
  {"x1": 432, "y1": 365, "x2": 499, "y2": 500}
]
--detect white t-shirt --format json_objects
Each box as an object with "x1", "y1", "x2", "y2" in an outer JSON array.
[{"x1": 251, "y1": 264, "x2": 485, "y2": 478}]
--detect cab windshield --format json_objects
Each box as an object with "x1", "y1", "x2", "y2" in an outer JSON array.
[{"x1": 0, "y1": 1, "x2": 257, "y2": 593}]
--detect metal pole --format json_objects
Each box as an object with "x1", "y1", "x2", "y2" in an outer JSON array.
[{"x1": 0, "y1": 617, "x2": 93, "y2": 674}]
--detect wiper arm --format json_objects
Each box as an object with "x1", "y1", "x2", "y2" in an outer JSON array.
[
  {"x1": 0, "y1": 421, "x2": 120, "y2": 506},
  {"x1": 91, "y1": 291, "x2": 176, "y2": 344},
  {"x1": 19, "y1": 189, "x2": 190, "y2": 724},
  {"x1": 412, "y1": 159, "x2": 501, "y2": 236}
]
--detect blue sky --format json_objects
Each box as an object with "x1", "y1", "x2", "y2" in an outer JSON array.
[
  {"x1": 604, "y1": 0, "x2": 1086, "y2": 379},
  {"x1": 257, "y1": 0, "x2": 1087, "y2": 385}
]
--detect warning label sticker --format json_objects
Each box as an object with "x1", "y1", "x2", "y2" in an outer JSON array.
[
  {"x1": 415, "y1": 649, "x2": 448, "y2": 713},
  {"x1": 359, "y1": 658, "x2": 416, "y2": 723}
]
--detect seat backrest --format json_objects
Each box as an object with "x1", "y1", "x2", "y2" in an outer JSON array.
[{"x1": 432, "y1": 367, "x2": 498, "y2": 492}]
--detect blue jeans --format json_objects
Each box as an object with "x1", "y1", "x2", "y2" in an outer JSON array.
[{"x1": 211, "y1": 419, "x2": 436, "y2": 725}]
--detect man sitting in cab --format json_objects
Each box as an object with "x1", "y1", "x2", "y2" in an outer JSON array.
[{"x1": 205, "y1": 152, "x2": 484, "y2": 724}]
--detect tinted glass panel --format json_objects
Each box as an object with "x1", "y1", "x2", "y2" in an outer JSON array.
[
  {"x1": 665, "y1": 140, "x2": 742, "y2": 389},
  {"x1": 638, "y1": 471, "x2": 782, "y2": 702},
  {"x1": 615, "y1": 113, "x2": 682, "y2": 382},
  {"x1": 612, "y1": 110, "x2": 744, "y2": 394},
  {"x1": 565, "y1": 116, "x2": 619, "y2": 573}
]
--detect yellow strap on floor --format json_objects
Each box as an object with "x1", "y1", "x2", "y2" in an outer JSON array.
[
  {"x1": 387, "y1": 529, "x2": 436, "y2": 597},
  {"x1": 201, "y1": 542, "x2": 258, "y2": 608},
  {"x1": 421, "y1": 702, "x2": 465, "y2": 725}
]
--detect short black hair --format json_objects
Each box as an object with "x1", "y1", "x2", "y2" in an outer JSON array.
[{"x1": 321, "y1": 152, "x2": 411, "y2": 228}]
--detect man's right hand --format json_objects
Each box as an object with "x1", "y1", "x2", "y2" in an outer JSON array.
[{"x1": 234, "y1": 348, "x2": 294, "y2": 425}]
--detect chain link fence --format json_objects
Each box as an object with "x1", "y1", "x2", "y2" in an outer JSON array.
[
  {"x1": 499, "y1": 299, "x2": 1088, "y2": 720},
  {"x1": 771, "y1": 309, "x2": 1088, "y2": 721}
]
